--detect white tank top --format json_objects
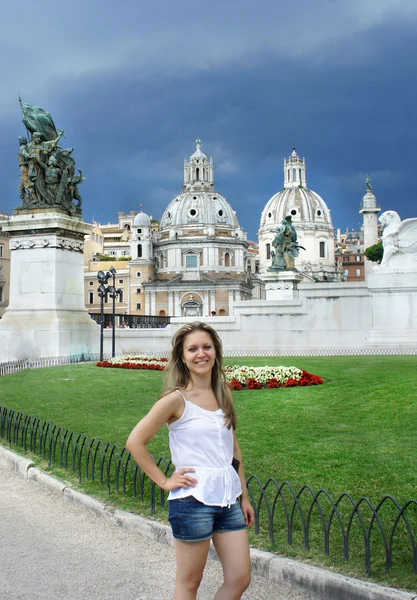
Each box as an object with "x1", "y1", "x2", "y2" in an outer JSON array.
[{"x1": 167, "y1": 390, "x2": 242, "y2": 507}]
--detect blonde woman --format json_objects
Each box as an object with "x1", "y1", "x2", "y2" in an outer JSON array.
[{"x1": 126, "y1": 322, "x2": 255, "y2": 600}]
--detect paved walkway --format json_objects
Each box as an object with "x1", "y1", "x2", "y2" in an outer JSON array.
[{"x1": 0, "y1": 466, "x2": 314, "y2": 600}]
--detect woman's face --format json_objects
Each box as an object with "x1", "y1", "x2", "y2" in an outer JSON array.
[{"x1": 182, "y1": 330, "x2": 216, "y2": 377}]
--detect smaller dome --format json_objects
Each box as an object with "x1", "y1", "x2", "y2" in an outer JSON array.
[
  {"x1": 190, "y1": 137, "x2": 207, "y2": 160},
  {"x1": 133, "y1": 211, "x2": 151, "y2": 227}
]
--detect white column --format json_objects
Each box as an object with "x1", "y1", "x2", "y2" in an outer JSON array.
[
  {"x1": 168, "y1": 291, "x2": 174, "y2": 316},
  {"x1": 174, "y1": 291, "x2": 181, "y2": 316},
  {"x1": 203, "y1": 291, "x2": 209, "y2": 316},
  {"x1": 151, "y1": 291, "x2": 156, "y2": 315},
  {"x1": 210, "y1": 290, "x2": 216, "y2": 312},
  {"x1": 145, "y1": 291, "x2": 151, "y2": 313},
  {"x1": 228, "y1": 290, "x2": 234, "y2": 307}
]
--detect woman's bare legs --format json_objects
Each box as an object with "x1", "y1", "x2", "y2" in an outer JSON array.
[
  {"x1": 212, "y1": 529, "x2": 251, "y2": 599},
  {"x1": 173, "y1": 538, "x2": 211, "y2": 600}
]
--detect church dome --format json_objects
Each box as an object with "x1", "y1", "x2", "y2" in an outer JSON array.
[
  {"x1": 259, "y1": 147, "x2": 333, "y2": 231},
  {"x1": 133, "y1": 211, "x2": 151, "y2": 227},
  {"x1": 260, "y1": 186, "x2": 332, "y2": 229},
  {"x1": 160, "y1": 139, "x2": 240, "y2": 230},
  {"x1": 258, "y1": 147, "x2": 336, "y2": 280},
  {"x1": 161, "y1": 190, "x2": 239, "y2": 229}
]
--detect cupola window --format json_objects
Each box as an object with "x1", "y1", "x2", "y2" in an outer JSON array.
[
  {"x1": 137, "y1": 244, "x2": 142, "y2": 258},
  {"x1": 188, "y1": 208, "x2": 198, "y2": 218},
  {"x1": 317, "y1": 210, "x2": 322, "y2": 216},
  {"x1": 224, "y1": 253, "x2": 230, "y2": 267},
  {"x1": 319, "y1": 241, "x2": 326, "y2": 258},
  {"x1": 218, "y1": 210, "x2": 223, "y2": 217},
  {"x1": 291, "y1": 209, "x2": 297, "y2": 216},
  {"x1": 293, "y1": 168, "x2": 297, "y2": 182},
  {"x1": 196, "y1": 167, "x2": 200, "y2": 180},
  {"x1": 137, "y1": 228, "x2": 142, "y2": 234},
  {"x1": 266, "y1": 243, "x2": 271, "y2": 260}
]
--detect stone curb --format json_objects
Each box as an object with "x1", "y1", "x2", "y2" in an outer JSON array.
[{"x1": 0, "y1": 444, "x2": 415, "y2": 600}]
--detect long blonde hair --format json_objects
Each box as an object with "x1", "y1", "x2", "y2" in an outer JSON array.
[{"x1": 162, "y1": 322, "x2": 237, "y2": 429}]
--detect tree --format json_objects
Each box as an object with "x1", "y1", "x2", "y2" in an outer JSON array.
[{"x1": 364, "y1": 241, "x2": 383, "y2": 264}]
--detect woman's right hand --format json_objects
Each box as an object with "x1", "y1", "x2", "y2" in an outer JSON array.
[{"x1": 161, "y1": 468, "x2": 198, "y2": 491}]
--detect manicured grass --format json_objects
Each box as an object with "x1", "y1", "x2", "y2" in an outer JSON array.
[
  {"x1": 1, "y1": 356, "x2": 415, "y2": 501},
  {"x1": 1, "y1": 355, "x2": 416, "y2": 590}
]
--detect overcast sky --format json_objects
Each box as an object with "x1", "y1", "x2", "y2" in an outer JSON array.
[{"x1": 1, "y1": 0, "x2": 416, "y2": 240}]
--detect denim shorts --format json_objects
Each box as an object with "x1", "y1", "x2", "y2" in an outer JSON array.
[{"x1": 168, "y1": 496, "x2": 247, "y2": 542}]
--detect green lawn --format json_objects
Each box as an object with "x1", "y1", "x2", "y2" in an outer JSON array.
[{"x1": 1, "y1": 355, "x2": 416, "y2": 590}]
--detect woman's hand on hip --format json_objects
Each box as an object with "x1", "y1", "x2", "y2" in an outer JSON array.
[
  {"x1": 241, "y1": 498, "x2": 255, "y2": 528},
  {"x1": 161, "y1": 468, "x2": 198, "y2": 491}
]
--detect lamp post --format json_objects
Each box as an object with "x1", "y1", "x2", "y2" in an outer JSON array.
[
  {"x1": 107, "y1": 266, "x2": 122, "y2": 358},
  {"x1": 97, "y1": 268, "x2": 122, "y2": 361}
]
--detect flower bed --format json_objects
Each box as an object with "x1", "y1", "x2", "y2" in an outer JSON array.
[
  {"x1": 225, "y1": 365, "x2": 324, "y2": 390},
  {"x1": 97, "y1": 354, "x2": 167, "y2": 371},
  {"x1": 97, "y1": 355, "x2": 324, "y2": 388}
]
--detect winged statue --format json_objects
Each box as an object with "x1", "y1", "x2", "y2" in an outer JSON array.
[{"x1": 378, "y1": 211, "x2": 417, "y2": 270}]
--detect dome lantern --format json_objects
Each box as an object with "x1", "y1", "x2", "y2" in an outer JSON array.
[
  {"x1": 183, "y1": 138, "x2": 214, "y2": 192},
  {"x1": 283, "y1": 146, "x2": 307, "y2": 189}
]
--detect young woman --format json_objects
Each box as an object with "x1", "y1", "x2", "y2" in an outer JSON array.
[{"x1": 126, "y1": 322, "x2": 255, "y2": 600}]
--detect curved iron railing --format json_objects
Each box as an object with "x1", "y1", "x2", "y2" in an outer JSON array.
[{"x1": 0, "y1": 404, "x2": 416, "y2": 578}]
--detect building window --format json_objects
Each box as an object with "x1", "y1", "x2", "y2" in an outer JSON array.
[
  {"x1": 136, "y1": 302, "x2": 142, "y2": 310},
  {"x1": 224, "y1": 252, "x2": 230, "y2": 267},
  {"x1": 137, "y1": 228, "x2": 142, "y2": 234},
  {"x1": 136, "y1": 288, "x2": 141, "y2": 294},
  {"x1": 159, "y1": 310, "x2": 166, "y2": 317},
  {"x1": 0, "y1": 245, "x2": 3, "y2": 258},
  {"x1": 137, "y1": 244, "x2": 142, "y2": 258},
  {"x1": 119, "y1": 290, "x2": 123, "y2": 302},
  {"x1": 344, "y1": 269, "x2": 349, "y2": 278},
  {"x1": 293, "y1": 168, "x2": 297, "y2": 182},
  {"x1": 119, "y1": 279, "x2": 123, "y2": 283},
  {"x1": 266, "y1": 243, "x2": 271, "y2": 260},
  {"x1": 356, "y1": 256, "x2": 361, "y2": 262},
  {"x1": 136, "y1": 271, "x2": 141, "y2": 278},
  {"x1": 319, "y1": 241, "x2": 326, "y2": 258},
  {"x1": 89, "y1": 281, "x2": 94, "y2": 286},
  {"x1": 0, "y1": 287, "x2": 3, "y2": 302},
  {"x1": 186, "y1": 254, "x2": 198, "y2": 269},
  {"x1": 89, "y1": 292, "x2": 94, "y2": 304},
  {"x1": 356, "y1": 269, "x2": 361, "y2": 277}
]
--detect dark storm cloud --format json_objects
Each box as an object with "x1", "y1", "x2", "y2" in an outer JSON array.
[{"x1": 0, "y1": 0, "x2": 416, "y2": 239}]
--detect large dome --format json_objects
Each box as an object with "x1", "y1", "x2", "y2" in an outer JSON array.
[
  {"x1": 160, "y1": 190, "x2": 240, "y2": 229},
  {"x1": 260, "y1": 187, "x2": 332, "y2": 230},
  {"x1": 160, "y1": 139, "x2": 240, "y2": 230}
]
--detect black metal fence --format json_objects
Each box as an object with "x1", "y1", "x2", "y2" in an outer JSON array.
[
  {"x1": 89, "y1": 314, "x2": 171, "y2": 329},
  {"x1": 0, "y1": 405, "x2": 415, "y2": 578}
]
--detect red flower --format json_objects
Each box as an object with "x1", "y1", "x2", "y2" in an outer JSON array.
[
  {"x1": 267, "y1": 378, "x2": 281, "y2": 389},
  {"x1": 230, "y1": 379, "x2": 243, "y2": 390},
  {"x1": 285, "y1": 378, "x2": 300, "y2": 388},
  {"x1": 247, "y1": 378, "x2": 262, "y2": 389}
]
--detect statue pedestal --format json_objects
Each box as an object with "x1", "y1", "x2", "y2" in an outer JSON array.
[
  {"x1": 0, "y1": 209, "x2": 99, "y2": 362},
  {"x1": 264, "y1": 270, "x2": 305, "y2": 301},
  {"x1": 366, "y1": 269, "x2": 417, "y2": 346}
]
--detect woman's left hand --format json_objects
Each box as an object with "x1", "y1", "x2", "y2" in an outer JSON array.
[{"x1": 241, "y1": 498, "x2": 255, "y2": 528}]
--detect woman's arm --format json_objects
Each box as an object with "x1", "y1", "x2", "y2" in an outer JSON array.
[{"x1": 126, "y1": 392, "x2": 198, "y2": 492}]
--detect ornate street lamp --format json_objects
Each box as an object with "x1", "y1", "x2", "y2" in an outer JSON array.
[{"x1": 97, "y1": 268, "x2": 122, "y2": 360}]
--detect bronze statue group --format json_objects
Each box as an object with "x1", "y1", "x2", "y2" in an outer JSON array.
[{"x1": 17, "y1": 99, "x2": 84, "y2": 216}]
